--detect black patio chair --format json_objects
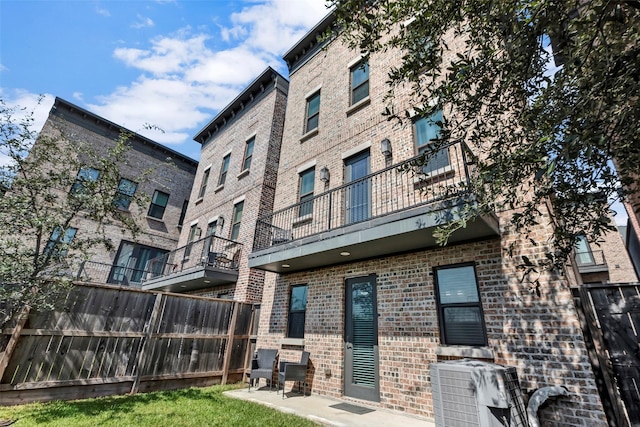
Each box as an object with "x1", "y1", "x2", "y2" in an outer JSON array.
[
  {"x1": 277, "y1": 351, "x2": 310, "y2": 398},
  {"x1": 248, "y1": 349, "x2": 278, "y2": 391}
]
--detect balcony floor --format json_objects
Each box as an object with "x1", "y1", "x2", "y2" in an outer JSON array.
[
  {"x1": 249, "y1": 197, "x2": 499, "y2": 273},
  {"x1": 142, "y1": 265, "x2": 239, "y2": 293}
]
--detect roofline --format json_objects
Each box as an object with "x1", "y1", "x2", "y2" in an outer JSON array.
[
  {"x1": 52, "y1": 97, "x2": 198, "y2": 167},
  {"x1": 193, "y1": 66, "x2": 289, "y2": 144},
  {"x1": 282, "y1": 10, "x2": 336, "y2": 73}
]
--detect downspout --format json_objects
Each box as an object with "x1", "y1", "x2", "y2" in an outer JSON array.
[{"x1": 527, "y1": 386, "x2": 570, "y2": 427}]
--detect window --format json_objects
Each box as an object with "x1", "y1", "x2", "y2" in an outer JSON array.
[
  {"x1": 71, "y1": 167, "x2": 99, "y2": 194},
  {"x1": 242, "y1": 137, "x2": 255, "y2": 171},
  {"x1": 414, "y1": 110, "x2": 450, "y2": 173},
  {"x1": 230, "y1": 200, "x2": 244, "y2": 241},
  {"x1": 148, "y1": 190, "x2": 169, "y2": 219},
  {"x1": 206, "y1": 220, "x2": 217, "y2": 237},
  {"x1": 350, "y1": 61, "x2": 369, "y2": 105},
  {"x1": 287, "y1": 285, "x2": 308, "y2": 338},
  {"x1": 218, "y1": 154, "x2": 231, "y2": 186},
  {"x1": 108, "y1": 241, "x2": 168, "y2": 285},
  {"x1": 434, "y1": 263, "x2": 487, "y2": 346},
  {"x1": 184, "y1": 224, "x2": 200, "y2": 258},
  {"x1": 114, "y1": 178, "x2": 137, "y2": 210},
  {"x1": 298, "y1": 168, "x2": 315, "y2": 217},
  {"x1": 198, "y1": 168, "x2": 210, "y2": 198},
  {"x1": 178, "y1": 200, "x2": 189, "y2": 227},
  {"x1": 44, "y1": 226, "x2": 77, "y2": 258},
  {"x1": 305, "y1": 92, "x2": 320, "y2": 132},
  {"x1": 575, "y1": 234, "x2": 595, "y2": 266}
]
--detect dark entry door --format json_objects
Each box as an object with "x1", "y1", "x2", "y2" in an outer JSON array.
[
  {"x1": 344, "y1": 151, "x2": 370, "y2": 224},
  {"x1": 344, "y1": 274, "x2": 380, "y2": 402}
]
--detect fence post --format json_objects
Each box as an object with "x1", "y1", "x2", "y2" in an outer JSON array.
[
  {"x1": 221, "y1": 301, "x2": 239, "y2": 385},
  {"x1": 242, "y1": 304, "x2": 258, "y2": 383},
  {"x1": 0, "y1": 306, "x2": 30, "y2": 381},
  {"x1": 130, "y1": 293, "x2": 164, "y2": 395}
]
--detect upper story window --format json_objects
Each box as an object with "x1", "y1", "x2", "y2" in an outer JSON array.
[
  {"x1": 305, "y1": 92, "x2": 320, "y2": 133},
  {"x1": 185, "y1": 223, "x2": 200, "y2": 257},
  {"x1": 178, "y1": 200, "x2": 189, "y2": 227},
  {"x1": 114, "y1": 178, "x2": 137, "y2": 210},
  {"x1": 350, "y1": 61, "x2": 369, "y2": 105},
  {"x1": 148, "y1": 190, "x2": 169, "y2": 220},
  {"x1": 434, "y1": 263, "x2": 487, "y2": 346},
  {"x1": 218, "y1": 153, "x2": 231, "y2": 186},
  {"x1": 230, "y1": 200, "x2": 244, "y2": 241},
  {"x1": 44, "y1": 226, "x2": 77, "y2": 259},
  {"x1": 71, "y1": 167, "x2": 100, "y2": 194},
  {"x1": 287, "y1": 284, "x2": 308, "y2": 339},
  {"x1": 414, "y1": 110, "x2": 450, "y2": 173},
  {"x1": 242, "y1": 137, "x2": 255, "y2": 172},
  {"x1": 575, "y1": 234, "x2": 595, "y2": 266},
  {"x1": 198, "y1": 168, "x2": 210, "y2": 198},
  {"x1": 298, "y1": 168, "x2": 315, "y2": 217},
  {"x1": 206, "y1": 220, "x2": 217, "y2": 237}
]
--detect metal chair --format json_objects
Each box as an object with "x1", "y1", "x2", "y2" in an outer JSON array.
[
  {"x1": 277, "y1": 351, "x2": 310, "y2": 398},
  {"x1": 248, "y1": 349, "x2": 278, "y2": 391}
]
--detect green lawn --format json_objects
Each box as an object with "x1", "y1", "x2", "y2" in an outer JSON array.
[{"x1": 0, "y1": 384, "x2": 319, "y2": 426}]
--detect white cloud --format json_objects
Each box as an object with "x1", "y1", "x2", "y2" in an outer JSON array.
[
  {"x1": 224, "y1": 0, "x2": 330, "y2": 54},
  {"x1": 0, "y1": 89, "x2": 55, "y2": 135},
  {"x1": 131, "y1": 14, "x2": 155, "y2": 29},
  {"x1": 89, "y1": 0, "x2": 329, "y2": 150},
  {"x1": 114, "y1": 32, "x2": 210, "y2": 75},
  {"x1": 0, "y1": 90, "x2": 55, "y2": 167},
  {"x1": 95, "y1": 6, "x2": 110, "y2": 17}
]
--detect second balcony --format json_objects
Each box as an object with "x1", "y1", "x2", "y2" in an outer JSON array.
[{"x1": 249, "y1": 142, "x2": 499, "y2": 273}]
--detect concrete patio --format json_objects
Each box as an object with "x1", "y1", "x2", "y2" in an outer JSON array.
[{"x1": 225, "y1": 386, "x2": 436, "y2": 427}]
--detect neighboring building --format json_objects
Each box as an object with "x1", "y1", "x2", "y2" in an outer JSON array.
[
  {"x1": 246, "y1": 12, "x2": 611, "y2": 425},
  {"x1": 42, "y1": 98, "x2": 198, "y2": 286},
  {"x1": 142, "y1": 67, "x2": 288, "y2": 303},
  {"x1": 573, "y1": 217, "x2": 638, "y2": 284}
]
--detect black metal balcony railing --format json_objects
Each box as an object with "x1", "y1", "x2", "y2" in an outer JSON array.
[
  {"x1": 253, "y1": 141, "x2": 472, "y2": 251},
  {"x1": 76, "y1": 261, "x2": 148, "y2": 288},
  {"x1": 145, "y1": 235, "x2": 242, "y2": 281}
]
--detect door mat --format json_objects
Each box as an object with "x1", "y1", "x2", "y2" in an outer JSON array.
[{"x1": 329, "y1": 403, "x2": 375, "y2": 415}]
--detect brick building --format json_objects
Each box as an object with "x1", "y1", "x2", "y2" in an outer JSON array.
[
  {"x1": 142, "y1": 67, "x2": 288, "y2": 303},
  {"x1": 246, "y1": 12, "x2": 624, "y2": 425},
  {"x1": 42, "y1": 97, "x2": 198, "y2": 286},
  {"x1": 27, "y1": 10, "x2": 638, "y2": 426}
]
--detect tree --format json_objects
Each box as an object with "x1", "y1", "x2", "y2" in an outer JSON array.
[
  {"x1": 330, "y1": 0, "x2": 640, "y2": 271},
  {"x1": 0, "y1": 98, "x2": 150, "y2": 328}
]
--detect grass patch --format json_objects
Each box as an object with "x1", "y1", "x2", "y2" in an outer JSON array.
[{"x1": 0, "y1": 384, "x2": 319, "y2": 426}]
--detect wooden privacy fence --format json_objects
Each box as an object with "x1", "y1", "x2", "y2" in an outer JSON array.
[
  {"x1": 0, "y1": 283, "x2": 256, "y2": 405},
  {"x1": 574, "y1": 283, "x2": 640, "y2": 427}
]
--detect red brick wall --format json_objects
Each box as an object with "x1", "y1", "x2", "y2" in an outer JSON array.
[
  {"x1": 184, "y1": 82, "x2": 287, "y2": 303},
  {"x1": 256, "y1": 22, "x2": 608, "y2": 425}
]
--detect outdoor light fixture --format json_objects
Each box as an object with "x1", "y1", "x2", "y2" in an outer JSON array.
[
  {"x1": 319, "y1": 166, "x2": 330, "y2": 183},
  {"x1": 340, "y1": 251, "x2": 351, "y2": 256},
  {"x1": 282, "y1": 264, "x2": 291, "y2": 268},
  {"x1": 381, "y1": 138, "x2": 392, "y2": 157}
]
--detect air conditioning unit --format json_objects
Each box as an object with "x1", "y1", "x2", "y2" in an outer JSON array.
[{"x1": 431, "y1": 359, "x2": 529, "y2": 427}]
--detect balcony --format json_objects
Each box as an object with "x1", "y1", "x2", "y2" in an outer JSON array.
[
  {"x1": 141, "y1": 235, "x2": 242, "y2": 293},
  {"x1": 76, "y1": 261, "x2": 147, "y2": 287},
  {"x1": 249, "y1": 142, "x2": 500, "y2": 273},
  {"x1": 575, "y1": 250, "x2": 609, "y2": 274}
]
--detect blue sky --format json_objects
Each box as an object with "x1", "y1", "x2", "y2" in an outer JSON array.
[{"x1": 0, "y1": 0, "x2": 330, "y2": 160}]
